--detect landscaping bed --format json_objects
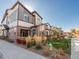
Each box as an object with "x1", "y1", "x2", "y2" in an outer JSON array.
[
  {"x1": 5, "y1": 35, "x2": 71, "y2": 59},
  {"x1": 48, "y1": 39, "x2": 71, "y2": 54}
]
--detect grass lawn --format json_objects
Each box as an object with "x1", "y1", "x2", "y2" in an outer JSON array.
[{"x1": 48, "y1": 38, "x2": 71, "y2": 54}]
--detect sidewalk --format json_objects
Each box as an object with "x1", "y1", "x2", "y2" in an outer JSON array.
[{"x1": 0, "y1": 39, "x2": 48, "y2": 59}]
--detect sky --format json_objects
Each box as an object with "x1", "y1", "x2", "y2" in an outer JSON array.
[{"x1": 0, "y1": 0, "x2": 79, "y2": 32}]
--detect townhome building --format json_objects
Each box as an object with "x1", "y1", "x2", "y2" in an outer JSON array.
[{"x1": 1, "y1": 1, "x2": 51, "y2": 41}]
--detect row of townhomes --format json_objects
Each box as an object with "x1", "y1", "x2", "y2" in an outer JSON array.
[{"x1": 0, "y1": 1, "x2": 51, "y2": 42}]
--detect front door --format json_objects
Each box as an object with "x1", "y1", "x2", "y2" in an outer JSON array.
[{"x1": 31, "y1": 28, "x2": 37, "y2": 36}]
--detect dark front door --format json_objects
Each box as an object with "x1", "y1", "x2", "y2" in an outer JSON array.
[{"x1": 32, "y1": 29, "x2": 37, "y2": 36}]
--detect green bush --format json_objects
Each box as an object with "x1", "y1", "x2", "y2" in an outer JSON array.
[
  {"x1": 48, "y1": 39, "x2": 71, "y2": 54},
  {"x1": 27, "y1": 42, "x2": 32, "y2": 48}
]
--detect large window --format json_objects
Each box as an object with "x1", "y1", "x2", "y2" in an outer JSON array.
[
  {"x1": 24, "y1": 14, "x2": 29, "y2": 22},
  {"x1": 20, "y1": 29, "x2": 28, "y2": 37}
]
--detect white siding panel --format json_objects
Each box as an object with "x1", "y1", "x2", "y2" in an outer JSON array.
[
  {"x1": 19, "y1": 5, "x2": 34, "y2": 24},
  {"x1": 33, "y1": 13, "x2": 42, "y2": 25},
  {"x1": 36, "y1": 15, "x2": 42, "y2": 25},
  {"x1": 38, "y1": 25, "x2": 45, "y2": 31},
  {"x1": 18, "y1": 20, "x2": 34, "y2": 27},
  {"x1": 8, "y1": 5, "x2": 18, "y2": 16},
  {"x1": 8, "y1": 20, "x2": 17, "y2": 28},
  {"x1": 2, "y1": 17, "x2": 7, "y2": 24},
  {"x1": 9, "y1": 27, "x2": 17, "y2": 41}
]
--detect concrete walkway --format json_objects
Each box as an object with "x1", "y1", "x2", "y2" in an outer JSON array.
[{"x1": 0, "y1": 39, "x2": 48, "y2": 59}]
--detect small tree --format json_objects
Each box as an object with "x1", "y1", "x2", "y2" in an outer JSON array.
[{"x1": 51, "y1": 27, "x2": 64, "y2": 40}]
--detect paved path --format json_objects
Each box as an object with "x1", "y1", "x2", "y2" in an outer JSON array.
[{"x1": 0, "y1": 39, "x2": 48, "y2": 59}]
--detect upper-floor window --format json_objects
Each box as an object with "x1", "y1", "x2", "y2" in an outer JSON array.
[
  {"x1": 36, "y1": 18, "x2": 42, "y2": 25},
  {"x1": 24, "y1": 14, "x2": 29, "y2": 23}
]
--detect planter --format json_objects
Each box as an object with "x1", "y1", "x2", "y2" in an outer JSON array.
[
  {"x1": 22, "y1": 40, "x2": 26, "y2": 45},
  {"x1": 16, "y1": 39, "x2": 22, "y2": 44}
]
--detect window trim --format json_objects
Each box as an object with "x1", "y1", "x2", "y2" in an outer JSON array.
[{"x1": 20, "y1": 29, "x2": 28, "y2": 37}]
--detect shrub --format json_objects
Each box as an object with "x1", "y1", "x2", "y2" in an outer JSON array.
[
  {"x1": 31, "y1": 39, "x2": 36, "y2": 46},
  {"x1": 48, "y1": 39, "x2": 71, "y2": 54},
  {"x1": 32, "y1": 35, "x2": 43, "y2": 49},
  {"x1": 42, "y1": 36, "x2": 47, "y2": 44},
  {"x1": 25, "y1": 36, "x2": 33, "y2": 48},
  {"x1": 35, "y1": 44, "x2": 42, "y2": 50},
  {"x1": 51, "y1": 54, "x2": 65, "y2": 59},
  {"x1": 25, "y1": 36, "x2": 31, "y2": 45},
  {"x1": 32, "y1": 35, "x2": 42, "y2": 45},
  {"x1": 43, "y1": 50, "x2": 50, "y2": 57},
  {"x1": 27, "y1": 42, "x2": 32, "y2": 48},
  {"x1": 58, "y1": 48, "x2": 65, "y2": 56}
]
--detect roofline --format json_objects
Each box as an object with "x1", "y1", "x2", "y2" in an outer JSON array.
[
  {"x1": 1, "y1": 2, "x2": 20, "y2": 23},
  {"x1": 1, "y1": 1, "x2": 34, "y2": 23},
  {"x1": 1, "y1": 9, "x2": 8, "y2": 23},
  {"x1": 31, "y1": 23, "x2": 50, "y2": 28},
  {"x1": 1, "y1": 1, "x2": 43, "y2": 23},
  {"x1": 42, "y1": 23, "x2": 51, "y2": 27},
  {"x1": 32, "y1": 11, "x2": 43, "y2": 19},
  {"x1": 11, "y1": 1, "x2": 34, "y2": 16}
]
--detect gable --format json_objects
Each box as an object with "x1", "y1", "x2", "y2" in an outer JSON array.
[
  {"x1": 1, "y1": 1, "x2": 34, "y2": 23},
  {"x1": 1, "y1": 9, "x2": 8, "y2": 23},
  {"x1": 18, "y1": 2, "x2": 35, "y2": 24},
  {"x1": 11, "y1": 1, "x2": 33, "y2": 17}
]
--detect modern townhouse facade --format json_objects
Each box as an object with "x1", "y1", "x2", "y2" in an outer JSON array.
[{"x1": 1, "y1": 1, "x2": 51, "y2": 41}]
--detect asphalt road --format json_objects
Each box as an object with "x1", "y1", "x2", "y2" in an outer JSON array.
[{"x1": 0, "y1": 39, "x2": 48, "y2": 59}]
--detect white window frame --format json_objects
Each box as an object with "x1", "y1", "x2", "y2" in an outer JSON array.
[{"x1": 24, "y1": 14, "x2": 29, "y2": 23}]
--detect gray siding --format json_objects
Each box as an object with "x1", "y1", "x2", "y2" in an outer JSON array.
[
  {"x1": 9, "y1": 27, "x2": 17, "y2": 41},
  {"x1": 18, "y1": 5, "x2": 34, "y2": 24},
  {"x1": 7, "y1": 9, "x2": 18, "y2": 27}
]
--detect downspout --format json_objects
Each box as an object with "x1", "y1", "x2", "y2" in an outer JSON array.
[
  {"x1": 16, "y1": 2, "x2": 19, "y2": 41},
  {"x1": 6, "y1": 12, "x2": 9, "y2": 38}
]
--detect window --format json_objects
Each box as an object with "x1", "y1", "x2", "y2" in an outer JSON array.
[
  {"x1": 43, "y1": 31, "x2": 48, "y2": 36},
  {"x1": 24, "y1": 14, "x2": 29, "y2": 22},
  {"x1": 32, "y1": 29, "x2": 37, "y2": 36},
  {"x1": 37, "y1": 18, "x2": 42, "y2": 25},
  {"x1": 20, "y1": 29, "x2": 28, "y2": 37}
]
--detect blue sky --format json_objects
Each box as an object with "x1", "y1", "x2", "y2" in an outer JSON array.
[{"x1": 0, "y1": 0, "x2": 79, "y2": 31}]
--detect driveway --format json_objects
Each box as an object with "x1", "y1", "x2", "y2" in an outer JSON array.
[{"x1": 0, "y1": 39, "x2": 48, "y2": 59}]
